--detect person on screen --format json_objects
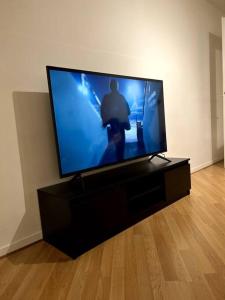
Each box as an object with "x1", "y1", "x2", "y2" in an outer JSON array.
[{"x1": 101, "y1": 79, "x2": 131, "y2": 161}]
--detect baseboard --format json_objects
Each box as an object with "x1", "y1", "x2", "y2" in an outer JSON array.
[
  {"x1": 191, "y1": 157, "x2": 223, "y2": 173},
  {"x1": 0, "y1": 231, "x2": 42, "y2": 257}
]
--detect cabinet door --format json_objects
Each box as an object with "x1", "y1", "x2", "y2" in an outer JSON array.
[
  {"x1": 126, "y1": 173, "x2": 164, "y2": 215},
  {"x1": 70, "y1": 186, "x2": 127, "y2": 244},
  {"x1": 90, "y1": 186, "x2": 128, "y2": 232},
  {"x1": 70, "y1": 199, "x2": 100, "y2": 245},
  {"x1": 164, "y1": 164, "x2": 191, "y2": 203}
]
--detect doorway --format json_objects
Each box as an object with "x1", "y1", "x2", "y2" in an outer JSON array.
[{"x1": 210, "y1": 31, "x2": 224, "y2": 163}]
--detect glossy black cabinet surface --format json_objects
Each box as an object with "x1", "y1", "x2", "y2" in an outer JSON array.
[{"x1": 38, "y1": 158, "x2": 191, "y2": 258}]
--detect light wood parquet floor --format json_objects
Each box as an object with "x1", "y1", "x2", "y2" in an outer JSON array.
[{"x1": 1, "y1": 162, "x2": 225, "y2": 299}]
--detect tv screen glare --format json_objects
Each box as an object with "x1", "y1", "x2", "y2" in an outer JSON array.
[{"x1": 47, "y1": 66, "x2": 167, "y2": 177}]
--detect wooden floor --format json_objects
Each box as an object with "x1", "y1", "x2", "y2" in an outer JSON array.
[{"x1": 1, "y1": 162, "x2": 225, "y2": 299}]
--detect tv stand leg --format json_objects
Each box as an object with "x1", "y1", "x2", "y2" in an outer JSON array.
[{"x1": 148, "y1": 154, "x2": 171, "y2": 163}]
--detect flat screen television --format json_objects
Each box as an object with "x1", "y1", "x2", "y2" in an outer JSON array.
[{"x1": 46, "y1": 66, "x2": 167, "y2": 177}]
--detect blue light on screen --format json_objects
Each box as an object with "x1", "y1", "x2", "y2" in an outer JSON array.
[{"x1": 48, "y1": 68, "x2": 167, "y2": 176}]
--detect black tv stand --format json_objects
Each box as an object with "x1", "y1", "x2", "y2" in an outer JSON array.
[
  {"x1": 148, "y1": 153, "x2": 171, "y2": 163},
  {"x1": 38, "y1": 158, "x2": 191, "y2": 258},
  {"x1": 70, "y1": 173, "x2": 85, "y2": 192}
]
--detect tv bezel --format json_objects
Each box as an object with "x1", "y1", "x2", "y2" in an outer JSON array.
[{"x1": 46, "y1": 65, "x2": 167, "y2": 178}]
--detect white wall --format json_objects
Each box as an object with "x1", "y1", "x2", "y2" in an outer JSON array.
[{"x1": 0, "y1": 0, "x2": 224, "y2": 256}]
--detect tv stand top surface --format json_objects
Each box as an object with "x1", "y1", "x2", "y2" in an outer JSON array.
[{"x1": 39, "y1": 158, "x2": 190, "y2": 198}]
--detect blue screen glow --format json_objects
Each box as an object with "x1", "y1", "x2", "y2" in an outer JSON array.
[{"x1": 48, "y1": 68, "x2": 167, "y2": 176}]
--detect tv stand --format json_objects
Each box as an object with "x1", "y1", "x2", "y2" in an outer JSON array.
[
  {"x1": 38, "y1": 158, "x2": 191, "y2": 258},
  {"x1": 70, "y1": 173, "x2": 85, "y2": 192},
  {"x1": 148, "y1": 153, "x2": 171, "y2": 163}
]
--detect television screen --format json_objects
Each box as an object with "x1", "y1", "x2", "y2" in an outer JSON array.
[{"x1": 47, "y1": 66, "x2": 167, "y2": 177}]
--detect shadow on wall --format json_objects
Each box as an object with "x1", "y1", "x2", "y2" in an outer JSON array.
[
  {"x1": 10, "y1": 92, "x2": 66, "y2": 263},
  {"x1": 209, "y1": 33, "x2": 224, "y2": 162}
]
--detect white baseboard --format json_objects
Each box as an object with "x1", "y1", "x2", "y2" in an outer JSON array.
[
  {"x1": 0, "y1": 231, "x2": 42, "y2": 257},
  {"x1": 191, "y1": 157, "x2": 223, "y2": 173}
]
